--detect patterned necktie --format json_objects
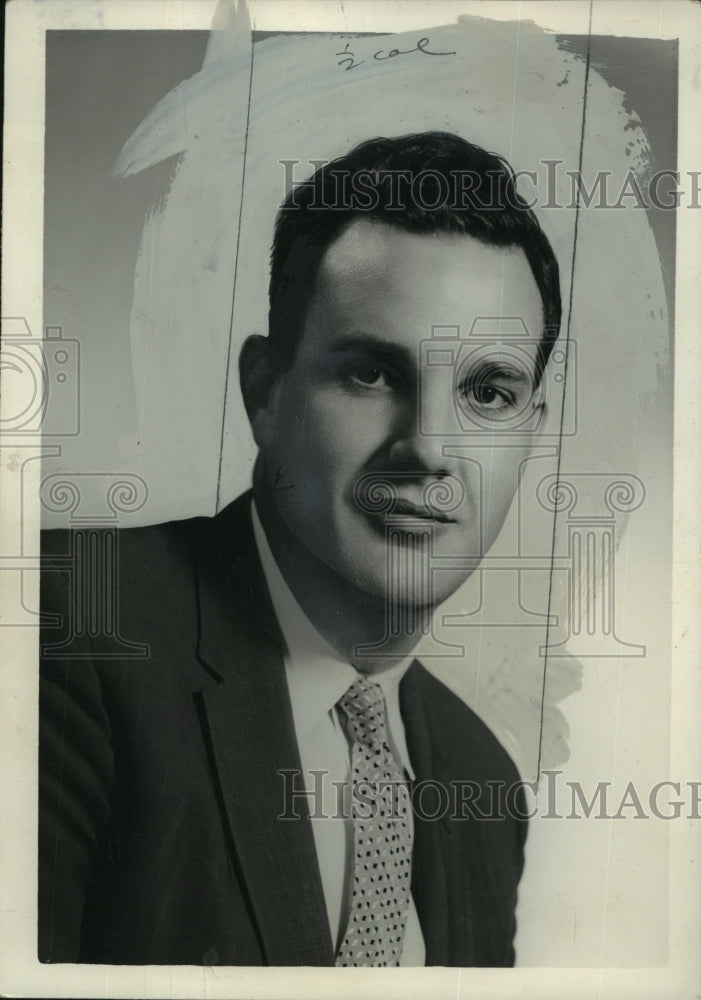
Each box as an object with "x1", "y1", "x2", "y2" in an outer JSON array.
[{"x1": 334, "y1": 675, "x2": 413, "y2": 967}]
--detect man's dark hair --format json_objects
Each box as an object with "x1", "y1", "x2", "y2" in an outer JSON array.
[{"x1": 269, "y1": 131, "x2": 561, "y2": 382}]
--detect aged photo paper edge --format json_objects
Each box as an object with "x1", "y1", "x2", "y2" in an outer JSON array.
[{"x1": 1, "y1": 1, "x2": 699, "y2": 997}]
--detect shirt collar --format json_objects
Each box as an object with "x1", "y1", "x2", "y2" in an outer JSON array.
[{"x1": 251, "y1": 501, "x2": 415, "y2": 739}]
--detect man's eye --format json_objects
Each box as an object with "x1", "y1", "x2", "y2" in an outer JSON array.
[
  {"x1": 349, "y1": 367, "x2": 389, "y2": 388},
  {"x1": 461, "y1": 381, "x2": 514, "y2": 410}
]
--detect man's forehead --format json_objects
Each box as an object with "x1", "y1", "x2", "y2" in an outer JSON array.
[
  {"x1": 318, "y1": 217, "x2": 523, "y2": 279},
  {"x1": 309, "y1": 219, "x2": 543, "y2": 342}
]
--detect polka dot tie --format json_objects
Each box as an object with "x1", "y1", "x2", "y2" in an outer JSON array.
[{"x1": 334, "y1": 676, "x2": 413, "y2": 967}]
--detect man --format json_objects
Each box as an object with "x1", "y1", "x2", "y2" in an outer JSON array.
[{"x1": 39, "y1": 131, "x2": 561, "y2": 966}]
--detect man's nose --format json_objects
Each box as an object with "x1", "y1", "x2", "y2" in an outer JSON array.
[{"x1": 387, "y1": 381, "x2": 454, "y2": 475}]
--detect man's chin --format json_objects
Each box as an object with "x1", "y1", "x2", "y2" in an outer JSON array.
[
  {"x1": 323, "y1": 537, "x2": 479, "y2": 608},
  {"x1": 336, "y1": 565, "x2": 472, "y2": 615}
]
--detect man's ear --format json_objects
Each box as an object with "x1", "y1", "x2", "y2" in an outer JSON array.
[{"x1": 239, "y1": 334, "x2": 282, "y2": 448}]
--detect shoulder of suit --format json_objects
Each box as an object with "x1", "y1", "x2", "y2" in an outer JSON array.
[
  {"x1": 407, "y1": 662, "x2": 523, "y2": 784},
  {"x1": 40, "y1": 492, "x2": 252, "y2": 557}
]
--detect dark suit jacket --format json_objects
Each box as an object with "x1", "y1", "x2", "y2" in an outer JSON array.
[{"x1": 39, "y1": 493, "x2": 527, "y2": 966}]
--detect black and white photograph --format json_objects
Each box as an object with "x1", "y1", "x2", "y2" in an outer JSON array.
[{"x1": 1, "y1": 1, "x2": 699, "y2": 997}]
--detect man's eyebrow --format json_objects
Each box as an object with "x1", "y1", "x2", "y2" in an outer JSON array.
[
  {"x1": 323, "y1": 336, "x2": 536, "y2": 383},
  {"x1": 325, "y1": 334, "x2": 415, "y2": 368},
  {"x1": 461, "y1": 359, "x2": 533, "y2": 382}
]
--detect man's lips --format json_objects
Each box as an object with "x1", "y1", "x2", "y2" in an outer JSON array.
[
  {"x1": 353, "y1": 473, "x2": 465, "y2": 525},
  {"x1": 379, "y1": 498, "x2": 457, "y2": 523}
]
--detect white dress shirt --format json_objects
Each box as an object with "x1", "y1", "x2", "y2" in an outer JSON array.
[{"x1": 251, "y1": 502, "x2": 426, "y2": 966}]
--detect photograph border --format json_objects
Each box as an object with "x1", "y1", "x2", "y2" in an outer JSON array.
[{"x1": 1, "y1": 1, "x2": 699, "y2": 997}]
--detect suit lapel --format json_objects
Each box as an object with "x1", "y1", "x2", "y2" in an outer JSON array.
[
  {"x1": 400, "y1": 661, "x2": 466, "y2": 966},
  {"x1": 195, "y1": 495, "x2": 334, "y2": 966}
]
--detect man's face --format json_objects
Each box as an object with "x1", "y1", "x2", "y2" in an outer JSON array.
[{"x1": 252, "y1": 219, "x2": 545, "y2": 608}]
